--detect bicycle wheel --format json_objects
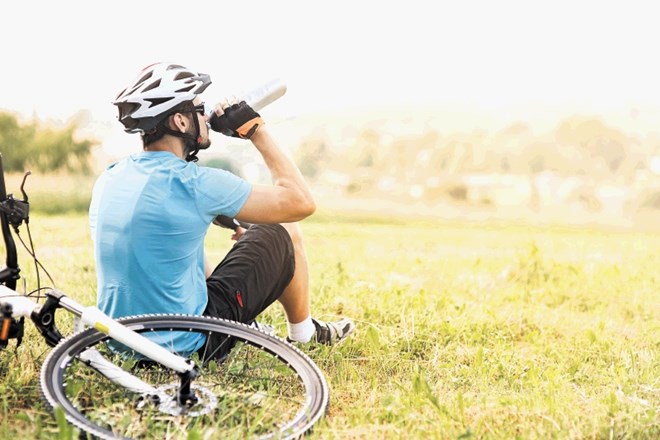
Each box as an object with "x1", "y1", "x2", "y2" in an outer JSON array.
[{"x1": 40, "y1": 314, "x2": 329, "y2": 440}]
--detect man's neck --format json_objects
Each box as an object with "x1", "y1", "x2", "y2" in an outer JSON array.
[{"x1": 144, "y1": 137, "x2": 185, "y2": 159}]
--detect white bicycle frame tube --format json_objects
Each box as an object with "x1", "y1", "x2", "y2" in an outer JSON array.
[
  {"x1": 0, "y1": 285, "x2": 35, "y2": 316},
  {"x1": 0, "y1": 285, "x2": 193, "y2": 374},
  {"x1": 77, "y1": 306, "x2": 193, "y2": 373},
  {"x1": 78, "y1": 348, "x2": 159, "y2": 394}
]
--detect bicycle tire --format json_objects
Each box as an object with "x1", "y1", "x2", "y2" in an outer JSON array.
[{"x1": 40, "y1": 314, "x2": 329, "y2": 440}]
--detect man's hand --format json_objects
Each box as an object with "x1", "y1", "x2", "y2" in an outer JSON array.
[
  {"x1": 231, "y1": 226, "x2": 247, "y2": 241},
  {"x1": 208, "y1": 100, "x2": 263, "y2": 139}
]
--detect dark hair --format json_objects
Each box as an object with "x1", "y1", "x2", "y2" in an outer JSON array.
[{"x1": 141, "y1": 101, "x2": 196, "y2": 147}]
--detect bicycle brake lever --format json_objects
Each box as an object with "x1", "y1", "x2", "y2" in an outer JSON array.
[{"x1": 20, "y1": 171, "x2": 31, "y2": 203}]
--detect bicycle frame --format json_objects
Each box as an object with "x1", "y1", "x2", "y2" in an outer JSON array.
[
  {"x1": 0, "y1": 285, "x2": 194, "y2": 374},
  {"x1": 0, "y1": 153, "x2": 197, "y2": 402}
]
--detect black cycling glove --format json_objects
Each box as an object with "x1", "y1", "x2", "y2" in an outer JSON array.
[{"x1": 208, "y1": 101, "x2": 263, "y2": 139}]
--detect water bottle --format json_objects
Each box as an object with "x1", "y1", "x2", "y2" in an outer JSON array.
[
  {"x1": 208, "y1": 78, "x2": 287, "y2": 114},
  {"x1": 242, "y1": 78, "x2": 287, "y2": 112}
]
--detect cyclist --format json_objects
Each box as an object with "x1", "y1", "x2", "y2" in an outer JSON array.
[{"x1": 89, "y1": 62, "x2": 354, "y2": 356}]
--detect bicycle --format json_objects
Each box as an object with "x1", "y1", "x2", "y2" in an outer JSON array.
[{"x1": 0, "y1": 153, "x2": 329, "y2": 440}]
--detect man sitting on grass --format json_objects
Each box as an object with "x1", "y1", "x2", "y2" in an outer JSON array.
[{"x1": 89, "y1": 62, "x2": 354, "y2": 357}]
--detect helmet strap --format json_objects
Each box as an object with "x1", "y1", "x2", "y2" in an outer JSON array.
[{"x1": 160, "y1": 111, "x2": 204, "y2": 162}]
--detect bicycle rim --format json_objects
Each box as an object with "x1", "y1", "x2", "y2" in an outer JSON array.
[{"x1": 40, "y1": 314, "x2": 329, "y2": 440}]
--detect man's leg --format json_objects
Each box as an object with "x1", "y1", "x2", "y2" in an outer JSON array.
[
  {"x1": 205, "y1": 224, "x2": 295, "y2": 324},
  {"x1": 277, "y1": 222, "x2": 355, "y2": 345},
  {"x1": 276, "y1": 222, "x2": 310, "y2": 324},
  {"x1": 206, "y1": 222, "x2": 354, "y2": 345}
]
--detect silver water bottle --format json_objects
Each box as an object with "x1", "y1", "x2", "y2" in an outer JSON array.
[
  {"x1": 208, "y1": 78, "x2": 287, "y2": 114},
  {"x1": 242, "y1": 78, "x2": 287, "y2": 111}
]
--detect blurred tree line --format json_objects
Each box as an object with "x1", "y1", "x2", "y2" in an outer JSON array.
[
  {"x1": 295, "y1": 115, "x2": 654, "y2": 182},
  {"x1": 293, "y1": 114, "x2": 660, "y2": 211},
  {"x1": 0, "y1": 111, "x2": 95, "y2": 174}
]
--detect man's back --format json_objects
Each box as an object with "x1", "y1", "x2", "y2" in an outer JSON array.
[{"x1": 89, "y1": 151, "x2": 251, "y2": 322}]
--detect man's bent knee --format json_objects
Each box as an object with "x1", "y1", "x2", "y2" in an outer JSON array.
[{"x1": 279, "y1": 222, "x2": 303, "y2": 249}]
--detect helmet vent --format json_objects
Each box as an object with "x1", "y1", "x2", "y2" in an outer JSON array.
[
  {"x1": 146, "y1": 97, "x2": 173, "y2": 107},
  {"x1": 175, "y1": 85, "x2": 195, "y2": 93},
  {"x1": 143, "y1": 79, "x2": 161, "y2": 92},
  {"x1": 136, "y1": 71, "x2": 153, "y2": 86},
  {"x1": 174, "y1": 71, "x2": 194, "y2": 81}
]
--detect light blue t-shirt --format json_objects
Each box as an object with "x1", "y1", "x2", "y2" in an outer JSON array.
[{"x1": 89, "y1": 151, "x2": 252, "y2": 355}]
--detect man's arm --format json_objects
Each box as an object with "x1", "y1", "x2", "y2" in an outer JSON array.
[{"x1": 234, "y1": 127, "x2": 316, "y2": 224}]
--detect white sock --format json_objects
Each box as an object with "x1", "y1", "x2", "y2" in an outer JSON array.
[{"x1": 287, "y1": 316, "x2": 315, "y2": 342}]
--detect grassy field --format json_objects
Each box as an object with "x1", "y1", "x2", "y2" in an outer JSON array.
[{"x1": 0, "y1": 210, "x2": 658, "y2": 439}]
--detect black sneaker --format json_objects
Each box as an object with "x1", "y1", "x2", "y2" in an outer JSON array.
[{"x1": 310, "y1": 318, "x2": 355, "y2": 345}]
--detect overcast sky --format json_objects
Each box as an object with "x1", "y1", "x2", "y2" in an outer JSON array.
[{"x1": 2, "y1": 0, "x2": 660, "y2": 134}]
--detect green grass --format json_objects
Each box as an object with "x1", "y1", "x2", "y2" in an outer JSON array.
[{"x1": 1, "y1": 211, "x2": 658, "y2": 439}]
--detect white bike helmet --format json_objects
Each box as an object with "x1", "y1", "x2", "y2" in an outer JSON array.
[{"x1": 113, "y1": 62, "x2": 211, "y2": 134}]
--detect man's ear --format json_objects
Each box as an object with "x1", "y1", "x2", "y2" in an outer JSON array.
[{"x1": 169, "y1": 113, "x2": 189, "y2": 133}]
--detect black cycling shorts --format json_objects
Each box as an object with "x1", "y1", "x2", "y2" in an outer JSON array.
[{"x1": 204, "y1": 223, "x2": 295, "y2": 324}]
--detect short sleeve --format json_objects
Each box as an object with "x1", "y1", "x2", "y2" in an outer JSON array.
[{"x1": 192, "y1": 166, "x2": 252, "y2": 222}]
